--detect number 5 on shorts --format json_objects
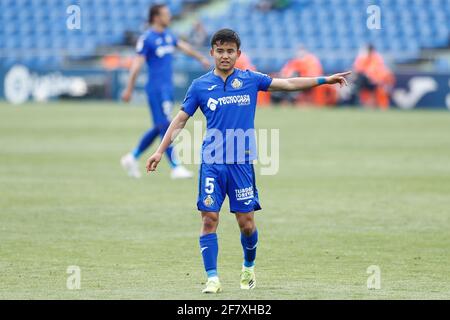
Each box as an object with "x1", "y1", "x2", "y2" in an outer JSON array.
[{"x1": 205, "y1": 177, "x2": 215, "y2": 194}]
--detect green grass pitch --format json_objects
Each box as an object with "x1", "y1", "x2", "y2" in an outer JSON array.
[{"x1": 0, "y1": 101, "x2": 449, "y2": 299}]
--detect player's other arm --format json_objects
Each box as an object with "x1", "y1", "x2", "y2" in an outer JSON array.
[
  {"x1": 177, "y1": 39, "x2": 211, "y2": 69},
  {"x1": 268, "y1": 71, "x2": 352, "y2": 92},
  {"x1": 146, "y1": 110, "x2": 190, "y2": 172},
  {"x1": 121, "y1": 55, "x2": 146, "y2": 102}
]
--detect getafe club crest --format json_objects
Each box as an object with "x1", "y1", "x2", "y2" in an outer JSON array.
[
  {"x1": 231, "y1": 78, "x2": 243, "y2": 89},
  {"x1": 203, "y1": 195, "x2": 214, "y2": 207}
]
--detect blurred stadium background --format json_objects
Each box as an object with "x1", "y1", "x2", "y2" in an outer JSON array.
[
  {"x1": 1, "y1": 0, "x2": 450, "y2": 300},
  {"x1": 1, "y1": 0, "x2": 449, "y2": 108}
]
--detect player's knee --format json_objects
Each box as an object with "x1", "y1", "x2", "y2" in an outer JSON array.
[
  {"x1": 241, "y1": 224, "x2": 255, "y2": 236},
  {"x1": 201, "y1": 214, "x2": 218, "y2": 233},
  {"x1": 238, "y1": 218, "x2": 255, "y2": 236}
]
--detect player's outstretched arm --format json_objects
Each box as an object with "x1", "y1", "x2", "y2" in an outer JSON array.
[
  {"x1": 177, "y1": 39, "x2": 211, "y2": 69},
  {"x1": 146, "y1": 110, "x2": 190, "y2": 173},
  {"x1": 268, "y1": 71, "x2": 352, "y2": 92},
  {"x1": 121, "y1": 55, "x2": 146, "y2": 102}
]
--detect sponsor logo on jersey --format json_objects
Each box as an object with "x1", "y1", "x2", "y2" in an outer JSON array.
[
  {"x1": 231, "y1": 78, "x2": 243, "y2": 89},
  {"x1": 217, "y1": 95, "x2": 251, "y2": 106},
  {"x1": 155, "y1": 45, "x2": 175, "y2": 58},
  {"x1": 207, "y1": 98, "x2": 219, "y2": 111},
  {"x1": 207, "y1": 95, "x2": 251, "y2": 111},
  {"x1": 203, "y1": 195, "x2": 215, "y2": 207},
  {"x1": 235, "y1": 186, "x2": 254, "y2": 201}
]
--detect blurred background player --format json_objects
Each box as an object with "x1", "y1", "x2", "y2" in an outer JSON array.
[
  {"x1": 121, "y1": 4, "x2": 210, "y2": 179},
  {"x1": 351, "y1": 44, "x2": 395, "y2": 109}
]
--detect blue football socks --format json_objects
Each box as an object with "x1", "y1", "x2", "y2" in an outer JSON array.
[
  {"x1": 199, "y1": 233, "x2": 219, "y2": 278},
  {"x1": 241, "y1": 229, "x2": 258, "y2": 268}
]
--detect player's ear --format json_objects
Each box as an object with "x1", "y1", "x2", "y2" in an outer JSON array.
[
  {"x1": 210, "y1": 48, "x2": 214, "y2": 57},
  {"x1": 237, "y1": 49, "x2": 241, "y2": 58}
]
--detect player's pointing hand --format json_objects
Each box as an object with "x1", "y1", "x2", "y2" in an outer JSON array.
[
  {"x1": 326, "y1": 71, "x2": 352, "y2": 88},
  {"x1": 121, "y1": 88, "x2": 132, "y2": 102},
  {"x1": 146, "y1": 152, "x2": 162, "y2": 173}
]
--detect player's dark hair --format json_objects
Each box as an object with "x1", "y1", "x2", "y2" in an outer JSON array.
[
  {"x1": 210, "y1": 29, "x2": 241, "y2": 50},
  {"x1": 149, "y1": 4, "x2": 166, "y2": 24}
]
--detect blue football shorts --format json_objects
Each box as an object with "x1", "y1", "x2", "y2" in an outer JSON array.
[
  {"x1": 146, "y1": 87, "x2": 174, "y2": 127},
  {"x1": 197, "y1": 163, "x2": 262, "y2": 214}
]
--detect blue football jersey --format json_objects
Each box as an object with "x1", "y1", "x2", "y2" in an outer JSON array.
[
  {"x1": 181, "y1": 68, "x2": 273, "y2": 163},
  {"x1": 136, "y1": 28, "x2": 178, "y2": 89}
]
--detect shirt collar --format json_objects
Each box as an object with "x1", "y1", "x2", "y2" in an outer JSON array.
[{"x1": 210, "y1": 68, "x2": 237, "y2": 83}]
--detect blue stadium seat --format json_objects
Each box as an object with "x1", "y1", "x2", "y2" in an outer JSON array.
[
  {"x1": 0, "y1": 0, "x2": 209, "y2": 68},
  {"x1": 1, "y1": 0, "x2": 449, "y2": 70}
]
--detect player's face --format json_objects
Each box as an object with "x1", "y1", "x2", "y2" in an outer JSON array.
[
  {"x1": 157, "y1": 6, "x2": 172, "y2": 27},
  {"x1": 210, "y1": 42, "x2": 241, "y2": 73}
]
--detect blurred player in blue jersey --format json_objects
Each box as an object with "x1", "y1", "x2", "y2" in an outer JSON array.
[
  {"x1": 121, "y1": 4, "x2": 210, "y2": 179},
  {"x1": 146, "y1": 29, "x2": 351, "y2": 293}
]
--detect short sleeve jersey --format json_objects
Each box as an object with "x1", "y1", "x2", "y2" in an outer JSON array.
[
  {"x1": 181, "y1": 68, "x2": 272, "y2": 163},
  {"x1": 136, "y1": 28, "x2": 178, "y2": 88}
]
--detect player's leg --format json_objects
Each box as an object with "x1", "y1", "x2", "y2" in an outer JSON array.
[
  {"x1": 155, "y1": 93, "x2": 193, "y2": 179},
  {"x1": 199, "y1": 211, "x2": 221, "y2": 293},
  {"x1": 120, "y1": 91, "x2": 161, "y2": 178},
  {"x1": 122, "y1": 130, "x2": 159, "y2": 177},
  {"x1": 130, "y1": 128, "x2": 160, "y2": 158},
  {"x1": 141, "y1": 90, "x2": 167, "y2": 156},
  {"x1": 200, "y1": 211, "x2": 220, "y2": 265},
  {"x1": 197, "y1": 164, "x2": 227, "y2": 293},
  {"x1": 236, "y1": 211, "x2": 258, "y2": 290},
  {"x1": 235, "y1": 211, "x2": 258, "y2": 265},
  {"x1": 227, "y1": 164, "x2": 261, "y2": 289},
  {"x1": 157, "y1": 120, "x2": 192, "y2": 179}
]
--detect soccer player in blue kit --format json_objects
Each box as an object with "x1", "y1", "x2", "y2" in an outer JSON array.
[
  {"x1": 146, "y1": 29, "x2": 351, "y2": 293},
  {"x1": 121, "y1": 4, "x2": 210, "y2": 179}
]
